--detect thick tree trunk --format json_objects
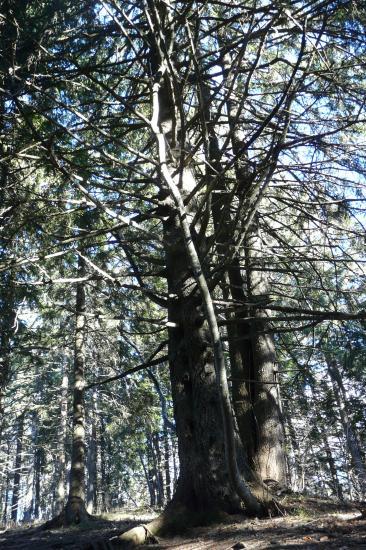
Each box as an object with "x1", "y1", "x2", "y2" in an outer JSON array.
[
  {"x1": 11, "y1": 412, "x2": 25, "y2": 522},
  {"x1": 163, "y1": 217, "x2": 240, "y2": 512},
  {"x1": 146, "y1": 6, "x2": 257, "y2": 517},
  {"x1": 117, "y1": 5, "x2": 275, "y2": 545}
]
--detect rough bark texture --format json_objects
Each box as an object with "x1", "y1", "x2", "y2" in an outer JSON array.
[
  {"x1": 246, "y1": 224, "x2": 286, "y2": 485},
  {"x1": 164, "y1": 229, "x2": 239, "y2": 512}
]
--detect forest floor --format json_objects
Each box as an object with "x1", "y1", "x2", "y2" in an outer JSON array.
[{"x1": 0, "y1": 496, "x2": 366, "y2": 549}]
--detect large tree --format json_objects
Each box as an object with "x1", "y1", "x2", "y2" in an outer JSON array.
[{"x1": 1, "y1": 0, "x2": 366, "y2": 539}]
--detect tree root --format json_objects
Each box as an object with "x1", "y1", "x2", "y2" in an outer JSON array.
[
  {"x1": 40, "y1": 505, "x2": 95, "y2": 530},
  {"x1": 109, "y1": 503, "x2": 225, "y2": 548},
  {"x1": 108, "y1": 494, "x2": 285, "y2": 548},
  {"x1": 248, "y1": 481, "x2": 286, "y2": 517}
]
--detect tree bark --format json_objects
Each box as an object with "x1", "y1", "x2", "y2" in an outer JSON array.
[
  {"x1": 321, "y1": 426, "x2": 344, "y2": 501},
  {"x1": 152, "y1": 432, "x2": 164, "y2": 507},
  {"x1": 11, "y1": 412, "x2": 25, "y2": 522},
  {"x1": 2, "y1": 437, "x2": 11, "y2": 523},
  {"x1": 100, "y1": 415, "x2": 111, "y2": 513},
  {"x1": 245, "y1": 225, "x2": 286, "y2": 484},
  {"x1": 64, "y1": 255, "x2": 88, "y2": 524},
  {"x1": 55, "y1": 365, "x2": 69, "y2": 515},
  {"x1": 86, "y1": 391, "x2": 98, "y2": 514},
  {"x1": 163, "y1": 427, "x2": 172, "y2": 503}
]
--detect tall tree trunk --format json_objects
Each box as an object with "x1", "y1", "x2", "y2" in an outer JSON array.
[
  {"x1": 32, "y1": 446, "x2": 43, "y2": 520},
  {"x1": 139, "y1": 1, "x2": 260, "y2": 517},
  {"x1": 139, "y1": 449, "x2": 156, "y2": 507},
  {"x1": 86, "y1": 391, "x2": 98, "y2": 514},
  {"x1": 321, "y1": 426, "x2": 344, "y2": 501},
  {"x1": 283, "y1": 408, "x2": 302, "y2": 492},
  {"x1": 200, "y1": 80, "x2": 256, "y2": 466},
  {"x1": 220, "y1": 45, "x2": 286, "y2": 484},
  {"x1": 200, "y1": 71, "x2": 286, "y2": 484},
  {"x1": 245, "y1": 226, "x2": 286, "y2": 484},
  {"x1": 2, "y1": 437, "x2": 11, "y2": 523},
  {"x1": 100, "y1": 415, "x2": 111, "y2": 513},
  {"x1": 153, "y1": 432, "x2": 164, "y2": 506},
  {"x1": 64, "y1": 255, "x2": 88, "y2": 524},
  {"x1": 55, "y1": 365, "x2": 69, "y2": 515},
  {"x1": 11, "y1": 412, "x2": 25, "y2": 522},
  {"x1": 163, "y1": 427, "x2": 172, "y2": 503}
]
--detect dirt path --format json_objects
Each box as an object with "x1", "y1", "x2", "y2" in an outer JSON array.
[{"x1": 0, "y1": 499, "x2": 365, "y2": 549}]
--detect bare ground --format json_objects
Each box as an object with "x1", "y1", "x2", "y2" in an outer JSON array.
[{"x1": 0, "y1": 497, "x2": 365, "y2": 549}]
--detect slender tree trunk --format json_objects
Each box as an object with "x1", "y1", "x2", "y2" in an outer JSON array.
[
  {"x1": 2, "y1": 438, "x2": 11, "y2": 523},
  {"x1": 64, "y1": 256, "x2": 88, "y2": 524},
  {"x1": 147, "y1": 432, "x2": 160, "y2": 506},
  {"x1": 139, "y1": 449, "x2": 156, "y2": 507},
  {"x1": 86, "y1": 391, "x2": 98, "y2": 514},
  {"x1": 11, "y1": 412, "x2": 25, "y2": 522},
  {"x1": 100, "y1": 415, "x2": 111, "y2": 513},
  {"x1": 153, "y1": 433, "x2": 164, "y2": 506},
  {"x1": 55, "y1": 365, "x2": 69, "y2": 514},
  {"x1": 0, "y1": 277, "x2": 15, "y2": 438},
  {"x1": 283, "y1": 409, "x2": 302, "y2": 492},
  {"x1": 32, "y1": 446, "x2": 42, "y2": 520},
  {"x1": 321, "y1": 426, "x2": 344, "y2": 501},
  {"x1": 163, "y1": 427, "x2": 172, "y2": 503}
]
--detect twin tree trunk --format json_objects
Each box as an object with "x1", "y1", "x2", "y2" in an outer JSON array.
[{"x1": 144, "y1": 0, "x2": 275, "y2": 519}]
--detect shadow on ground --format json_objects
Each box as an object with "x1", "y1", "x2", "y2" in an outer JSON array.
[
  {"x1": 0, "y1": 511, "x2": 156, "y2": 549},
  {"x1": 0, "y1": 499, "x2": 365, "y2": 549}
]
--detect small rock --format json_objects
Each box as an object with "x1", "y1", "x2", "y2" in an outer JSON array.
[{"x1": 232, "y1": 543, "x2": 246, "y2": 549}]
